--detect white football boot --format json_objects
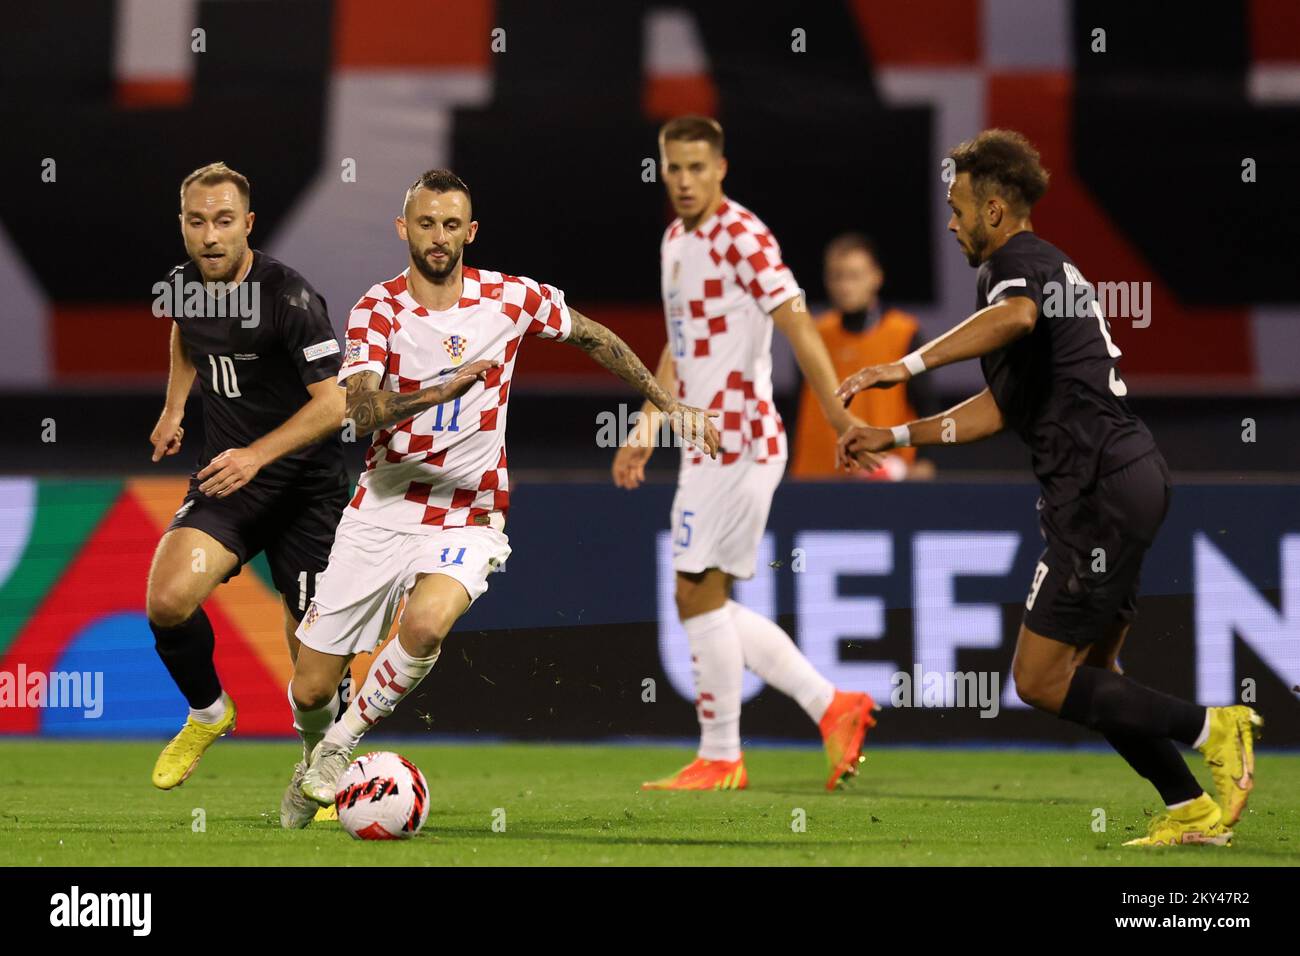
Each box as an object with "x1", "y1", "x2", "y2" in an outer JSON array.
[
  {"x1": 280, "y1": 760, "x2": 320, "y2": 829},
  {"x1": 301, "y1": 740, "x2": 354, "y2": 806}
]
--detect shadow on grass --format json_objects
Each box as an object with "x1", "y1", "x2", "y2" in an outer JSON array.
[{"x1": 758, "y1": 785, "x2": 1077, "y2": 806}]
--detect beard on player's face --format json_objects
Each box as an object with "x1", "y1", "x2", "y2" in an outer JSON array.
[
  {"x1": 191, "y1": 237, "x2": 247, "y2": 285},
  {"x1": 410, "y1": 238, "x2": 462, "y2": 281},
  {"x1": 962, "y1": 219, "x2": 988, "y2": 267}
]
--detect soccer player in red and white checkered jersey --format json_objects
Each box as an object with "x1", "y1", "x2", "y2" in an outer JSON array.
[
  {"x1": 279, "y1": 169, "x2": 721, "y2": 823},
  {"x1": 613, "y1": 117, "x2": 883, "y2": 792}
]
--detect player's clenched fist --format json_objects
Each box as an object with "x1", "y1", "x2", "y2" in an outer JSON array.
[
  {"x1": 150, "y1": 410, "x2": 185, "y2": 462},
  {"x1": 835, "y1": 361, "x2": 910, "y2": 406},
  {"x1": 835, "y1": 423, "x2": 892, "y2": 473},
  {"x1": 667, "y1": 402, "x2": 721, "y2": 459}
]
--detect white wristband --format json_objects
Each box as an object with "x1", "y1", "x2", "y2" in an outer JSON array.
[
  {"x1": 901, "y1": 350, "x2": 927, "y2": 376},
  {"x1": 890, "y1": 424, "x2": 912, "y2": 448}
]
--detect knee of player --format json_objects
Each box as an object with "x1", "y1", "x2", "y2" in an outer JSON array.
[
  {"x1": 674, "y1": 594, "x2": 709, "y2": 621},
  {"x1": 673, "y1": 579, "x2": 708, "y2": 619},
  {"x1": 400, "y1": 613, "x2": 452, "y2": 656},
  {"x1": 672, "y1": 590, "x2": 693, "y2": 619},
  {"x1": 290, "y1": 674, "x2": 336, "y2": 712},
  {"x1": 1012, "y1": 660, "x2": 1058, "y2": 712},
  {"x1": 146, "y1": 586, "x2": 200, "y2": 629}
]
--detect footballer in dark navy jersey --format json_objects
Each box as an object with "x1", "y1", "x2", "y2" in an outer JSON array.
[
  {"x1": 145, "y1": 163, "x2": 352, "y2": 801},
  {"x1": 834, "y1": 130, "x2": 1260, "y2": 846},
  {"x1": 163, "y1": 249, "x2": 346, "y2": 489},
  {"x1": 975, "y1": 230, "x2": 1156, "y2": 506}
]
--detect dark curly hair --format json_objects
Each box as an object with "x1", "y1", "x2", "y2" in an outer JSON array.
[{"x1": 949, "y1": 129, "x2": 1050, "y2": 213}]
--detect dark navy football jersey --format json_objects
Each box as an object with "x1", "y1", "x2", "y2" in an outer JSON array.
[
  {"x1": 164, "y1": 250, "x2": 345, "y2": 487},
  {"x1": 976, "y1": 232, "x2": 1156, "y2": 504}
]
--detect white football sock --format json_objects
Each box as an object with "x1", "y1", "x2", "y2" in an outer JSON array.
[
  {"x1": 327, "y1": 638, "x2": 439, "y2": 749},
  {"x1": 683, "y1": 605, "x2": 744, "y2": 762},
  {"x1": 728, "y1": 600, "x2": 835, "y2": 723},
  {"x1": 288, "y1": 683, "x2": 339, "y2": 762},
  {"x1": 189, "y1": 692, "x2": 227, "y2": 725}
]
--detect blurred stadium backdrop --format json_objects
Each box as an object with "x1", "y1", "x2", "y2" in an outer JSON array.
[
  {"x1": 1, "y1": 1, "x2": 1297, "y2": 743},
  {"x1": 1, "y1": 477, "x2": 1297, "y2": 743}
]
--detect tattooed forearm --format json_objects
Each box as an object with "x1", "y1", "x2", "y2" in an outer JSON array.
[
  {"x1": 345, "y1": 371, "x2": 441, "y2": 434},
  {"x1": 567, "y1": 309, "x2": 676, "y2": 411}
]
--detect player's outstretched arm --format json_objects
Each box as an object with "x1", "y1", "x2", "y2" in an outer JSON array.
[
  {"x1": 771, "y1": 294, "x2": 885, "y2": 473},
  {"x1": 343, "y1": 363, "x2": 496, "y2": 437},
  {"x1": 150, "y1": 321, "x2": 197, "y2": 462},
  {"x1": 836, "y1": 298, "x2": 1037, "y2": 404},
  {"x1": 612, "y1": 343, "x2": 675, "y2": 489},
  {"x1": 771, "y1": 295, "x2": 856, "y2": 434},
  {"x1": 836, "y1": 387, "x2": 1004, "y2": 473},
  {"x1": 566, "y1": 308, "x2": 720, "y2": 459}
]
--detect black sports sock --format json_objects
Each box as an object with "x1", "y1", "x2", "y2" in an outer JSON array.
[
  {"x1": 1060, "y1": 665, "x2": 1206, "y2": 745},
  {"x1": 1103, "y1": 730, "x2": 1203, "y2": 806},
  {"x1": 150, "y1": 607, "x2": 222, "y2": 709}
]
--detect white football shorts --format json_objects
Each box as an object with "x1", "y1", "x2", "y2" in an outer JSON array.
[
  {"x1": 296, "y1": 512, "x2": 511, "y2": 657},
  {"x1": 669, "y1": 458, "x2": 784, "y2": 580}
]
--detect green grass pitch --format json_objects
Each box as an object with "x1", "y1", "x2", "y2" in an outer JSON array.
[{"x1": 2, "y1": 740, "x2": 1297, "y2": 866}]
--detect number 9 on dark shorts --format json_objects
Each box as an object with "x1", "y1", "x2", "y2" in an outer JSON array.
[{"x1": 1023, "y1": 452, "x2": 1171, "y2": 647}]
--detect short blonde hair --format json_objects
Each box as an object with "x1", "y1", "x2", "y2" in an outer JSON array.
[
  {"x1": 658, "y1": 116, "x2": 724, "y2": 154},
  {"x1": 179, "y1": 162, "x2": 250, "y2": 212}
]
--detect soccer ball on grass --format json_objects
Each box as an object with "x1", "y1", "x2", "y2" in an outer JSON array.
[{"x1": 335, "y1": 751, "x2": 429, "y2": 840}]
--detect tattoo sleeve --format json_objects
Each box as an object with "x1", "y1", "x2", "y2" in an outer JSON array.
[
  {"x1": 565, "y1": 308, "x2": 676, "y2": 411},
  {"x1": 345, "y1": 371, "x2": 444, "y2": 434}
]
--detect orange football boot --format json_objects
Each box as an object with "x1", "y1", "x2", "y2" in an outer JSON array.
[
  {"x1": 642, "y1": 754, "x2": 748, "y2": 791},
  {"x1": 819, "y1": 690, "x2": 878, "y2": 790}
]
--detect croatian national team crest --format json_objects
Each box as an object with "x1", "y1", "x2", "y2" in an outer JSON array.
[{"x1": 443, "y1": 334, "x2": 469, "y2": 365}]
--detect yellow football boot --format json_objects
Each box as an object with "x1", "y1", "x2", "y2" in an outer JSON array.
[
  {"x1": 151, "y1": 694, "x2": 237, "y2": 790},
  {"x1": 1123, "y1": 792, "x2": 1232, "y2": 847},
  {"x1": 1198, "y1": 705, "x2": 1263, "y2": 826}
]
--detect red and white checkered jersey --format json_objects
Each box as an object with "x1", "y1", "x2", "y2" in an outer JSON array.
[
  {"x1": 661, "y1": 198, "x2": 798, "y2": 468},
  {"x1": 338, "y1": 267, "x2": 571, "y2": 532}
]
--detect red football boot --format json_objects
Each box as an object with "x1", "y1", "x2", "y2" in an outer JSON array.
[
  {"x1": 819, "y1": 690, "x2": 878, "y2": 790},
  {"x1": 641, "y1": 754, "x2": 748, "y2": 791}
]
